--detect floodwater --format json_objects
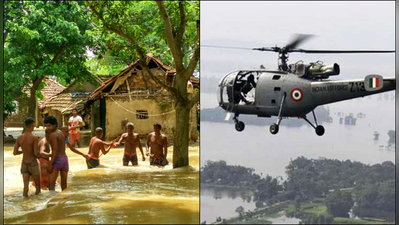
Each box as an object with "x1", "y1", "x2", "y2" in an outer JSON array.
[
  {"x1": 200, "y1": 187, "x2": 256, "y2": 223},
  {"x1": 200, "y1": 92, "x2": 395, "y2": 177},
  {"x1": 200, "y1": 92, "x2": 395, "y2": 223},
  {"x1": 200, "y1": 187, "x2": 301, "y2": 224},
  {"x1": 4, "y1": 143, "x2": 199, "y2": 224}
]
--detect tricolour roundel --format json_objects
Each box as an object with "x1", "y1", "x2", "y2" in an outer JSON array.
[{"x1": 290, "y1": 88, "x2": 303, "y2": 102}]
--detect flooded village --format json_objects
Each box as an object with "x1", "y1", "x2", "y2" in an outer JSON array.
[
  {"x1": 4, "y1": 53, "x2": 200, "y2": 224},
  {"x1": 4, "y1": 1, "x2": 200, "y2": 224}
]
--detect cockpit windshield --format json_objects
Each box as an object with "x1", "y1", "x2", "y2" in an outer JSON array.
[
  {"x1": 218, "y1": 72, "x2": 237, "y2": 107},
  {"x1": 218, "y1": 70, "x2": 260, "y2": 109}
]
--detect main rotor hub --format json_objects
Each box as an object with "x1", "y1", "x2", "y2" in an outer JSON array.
[{"x1": 278, "y1": 50, "x2": 290, "y2": 72}]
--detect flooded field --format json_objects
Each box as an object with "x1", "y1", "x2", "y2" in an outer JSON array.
[{"x1": 4, "y1": 141, "x2": 199, "y2": 224}]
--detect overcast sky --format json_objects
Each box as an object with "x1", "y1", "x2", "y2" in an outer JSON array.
[{"x1": 200, "y1": 1, "x2": 395, "y2": 78}]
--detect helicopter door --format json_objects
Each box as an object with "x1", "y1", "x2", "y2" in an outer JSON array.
[{"x1": 255, "y1": 73, "x2": 285, "y2": 110}]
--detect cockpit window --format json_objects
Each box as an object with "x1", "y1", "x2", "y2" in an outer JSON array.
[{"x1": 218, "y1": 72, "x2": 237, "y2": 106}]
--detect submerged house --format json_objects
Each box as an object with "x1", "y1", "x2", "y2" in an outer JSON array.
[
  {"x1": 40, "y1": 75, "x2": 111, "y2": 128},
  {"x1": 5, "y1": 76, "x2": 66, "y2": 128},
  {"x1": 87, "y1": 53, "x2": 199, "y2": 141}
]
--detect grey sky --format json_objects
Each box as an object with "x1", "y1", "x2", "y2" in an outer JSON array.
[{"x1": 200, "y1": 1, "x2": 395, "y2": 78}]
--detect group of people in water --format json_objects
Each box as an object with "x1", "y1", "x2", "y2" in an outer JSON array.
[{"x1": 13, "y1": 110, "x2": 169, "y2": 197}]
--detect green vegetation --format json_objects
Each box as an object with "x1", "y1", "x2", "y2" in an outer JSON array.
[
  {"x1": 200, "y1": 106, "x2": 331, "y2": 127},
  {"x1": 201, "y1": 157, "x2": 395, "y2": 224},
  {"x1": 326, "y1": 190, "x2": 354, "y2": 217},
  {"x1": 4, "y1": 1, "x2": 94, "y2": 118},
  {"x1": 87, "y1": 1, "x2": 199, "y2": 168},
  {"x1": 4, "y1": 1, "x2": 199, "y2": 168}
]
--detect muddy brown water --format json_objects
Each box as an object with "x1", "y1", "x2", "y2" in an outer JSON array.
[{"x1": 4, "y1": 144, "x2": 199, "y2": 224}]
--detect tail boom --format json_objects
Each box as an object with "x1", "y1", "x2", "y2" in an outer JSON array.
[{"x1": 311, "y1": 76, "x2": 395, "y2": 106}]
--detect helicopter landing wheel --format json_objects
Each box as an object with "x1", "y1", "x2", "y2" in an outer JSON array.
[
  {"x1": 235, "y1": 121, "x2": 245, "y2": 132},
  {"x1": 270, "y1": 123, "x2": 279, "y2": 135},
  {"x1": 315, "y1": 125, "x2": 325, "y2": 136}
]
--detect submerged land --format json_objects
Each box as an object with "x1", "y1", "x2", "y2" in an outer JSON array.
[{"x1": 200, "y1": 158, "x2": 395, "y2": 224}]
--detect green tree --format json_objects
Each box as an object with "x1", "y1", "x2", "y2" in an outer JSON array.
[
  {"x1": 4, "y1": 1, "x2": 26, "y2": 120},
  {"x1": 353, "y1": 180, "x2": 395, "y2": 217},
  {"x1": 87, "y1": 1, "x2": 199, "y2": 168},
  {"x1": 4, "y1": 1, "x2": 95, "y2": 122},
  {"x1": 254, "y1": 175, "x2": 283, "y2": 204},
  {"x1": 325, "y1": 190, "x2": 354, "y2": 218},
  {"x1": 235, "y1": 206, "x2": 245, "y2": 218}
]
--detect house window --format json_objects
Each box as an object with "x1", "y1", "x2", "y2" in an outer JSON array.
[
  {"x1": 136, "y1": 110, "x2": 148, "y2": 119},
  {"x1": 274, "y1": 87, "x2": 281, "y2": 91}
]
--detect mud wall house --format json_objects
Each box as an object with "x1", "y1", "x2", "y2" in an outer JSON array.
[
  {"x1": 4, "y1": 77, "x2": 66, "y2": 128},
  {"x1": 87, "y1": 53, "x2": 199, "y2": 142},
  {"x1": 40, "y1": 75, "x2": 110, "y2": 128}
]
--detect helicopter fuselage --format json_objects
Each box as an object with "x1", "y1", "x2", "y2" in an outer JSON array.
[
  {"x1": 211, "y1": 34, "x2": 394, "y2": 135},
  {"x1": 218, "y1": 70, "x2": 395, "y2": 118}
]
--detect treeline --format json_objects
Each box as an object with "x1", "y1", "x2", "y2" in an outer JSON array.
[
  {"x1": 200, "y1": 160, "x2": 263, "y2": 187},
  {"x1": 201, "y1": 106, "x2": 331, "y2": 126},
  {"x1": 200, "y1": 157, "x2": 395, "y2": 221}
]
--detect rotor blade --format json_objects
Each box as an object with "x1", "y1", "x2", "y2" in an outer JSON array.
[
  {"x1": 285, "y1": 34, "x2": 314, "y2": 50},
  {"x1": 201, "y1": 45, "x2": 253, "y2": 50},
  {"x1": 201, "y1": 44, "x2": 278, "y2": 52},
  {"x1": 290, "y1": 49, "x2": 395, "y2": 53},
  {"x1": 252, "y1": 47, "x2": 278, "y2": 52}
]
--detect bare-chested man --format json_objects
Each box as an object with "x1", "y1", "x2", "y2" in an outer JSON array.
[
  {"x1": 14, "y1": 117, "x2": 41, "y2": 196},
  {"x1": 44, "y1": 116, "x2": 68, "y2": 191},
  {"x1": 86, "y1": 127, "x2": 113, "y2": 169},
  {"x1": 114, "y1": 122, "x2": 145, "y2": 166},
  {"x1": 146, "y1": 122, "x2": 168, "y2": 166}
]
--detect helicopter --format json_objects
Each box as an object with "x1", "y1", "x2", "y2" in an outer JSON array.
[{"x1": 204, "y1": 34, "x2": 395, "y2": 136}]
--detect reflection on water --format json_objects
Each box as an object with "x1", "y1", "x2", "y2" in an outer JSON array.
[
  {"x1": 4, "y1": 144, "x2": 199, "y2": 224},
  {"x1": 200, "y1": 187, "x2": 301, "y2": 224},
  {"x1": 267, "y1": 212, "x2": 301, "y2": 224},
  {"x1": 200, "y1": 187, "x2": 256, "y2": 223}
]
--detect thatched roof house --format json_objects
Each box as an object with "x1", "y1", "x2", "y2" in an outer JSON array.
[
  {"x1": 40, "y1": 75, "x2": 111, "y2": 127},
  {"x1": 5, "y1": 76, "x2": 66, "y2": 127},
  {"x1": 87, "y1": 53, "x2": 198, "y2": 141}
]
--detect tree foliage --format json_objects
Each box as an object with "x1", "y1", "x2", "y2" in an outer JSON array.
[
  {"x1": 325, "y1": 191, "x2": 354, "y2": 217},
  {"x1": 353, "y1": 180, "x2": 395, "y2": 216},
  {"x1": 235, "y1": 206, "x2": 245, "y2": 218},
  {"x1": 254, "y1": 175, "x2": 283, "y2": 205},
  {"x1": 4, "y1": 1, "x2": 95, "y2": 119},
  {"x1": 86, "y1": 1, "x2": 198, "y2": 67},
  {"x1": 283, "y1": 157, "x2": 395, "y2": 200},
  {"x1": 202, "y1": 157, "x2": 395, "y2": 220},
  {"x1": 87, "y1": 1, "x2": 199, "y2": 168},
  {"x1": 200, "y1": 160, "x2": 263, "y2": 187}
]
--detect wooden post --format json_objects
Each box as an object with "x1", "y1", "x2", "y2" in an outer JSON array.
[{"x1": 125, "y1": 79, "x2": 132, "y2": 101}]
